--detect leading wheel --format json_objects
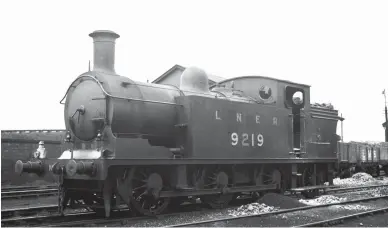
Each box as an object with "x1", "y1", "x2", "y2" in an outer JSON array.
[{"x1": 128, "y1": 167, "x2": 170, "y2": 216}]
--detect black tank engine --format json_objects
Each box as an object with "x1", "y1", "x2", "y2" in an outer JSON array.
[{"x1": 15, "y1": 30, "x2": 343, "y2": 217}]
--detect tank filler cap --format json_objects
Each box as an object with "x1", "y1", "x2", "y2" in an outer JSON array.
[{"x1": 179, "y1": 66, "x2": 211, "y2": 95}]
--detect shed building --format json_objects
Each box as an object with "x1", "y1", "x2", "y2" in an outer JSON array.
[{"x1": 152, "y1": 64, "x2": 225, "y2": 87}]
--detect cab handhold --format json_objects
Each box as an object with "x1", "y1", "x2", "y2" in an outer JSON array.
[{"x1": 15, "y1": 160, "x2": 44, "y2": 175}]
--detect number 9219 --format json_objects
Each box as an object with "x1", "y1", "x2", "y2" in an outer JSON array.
[{"x1": 231, "y1": 132, "x2": 264, "y2": 147}]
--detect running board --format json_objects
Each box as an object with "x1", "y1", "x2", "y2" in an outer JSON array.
[{"x1": 159, "y1": 184, "x2": 278, "y2": 198}]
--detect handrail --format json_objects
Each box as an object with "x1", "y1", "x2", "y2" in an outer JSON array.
[{"x1": 59, "y1": 75, "x2": 182, "y2": 106}]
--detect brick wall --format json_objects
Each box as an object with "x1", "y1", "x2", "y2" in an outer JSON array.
[{"x1": 1, "y1": 130, "x2": 65, "y2": 186}]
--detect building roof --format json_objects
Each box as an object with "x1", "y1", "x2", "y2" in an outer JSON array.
[
  {"x1": 209, "y1": 75, "x2": 311, "y2": 88},
  {"x1": 152, "y1": 64, "x2": 226, "y2": 84}
]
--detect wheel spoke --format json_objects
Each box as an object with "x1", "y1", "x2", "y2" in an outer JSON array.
[
  {"x1": 138, "y1": 190, "x2": 147, "y2": 198},
  {"x1": 139, "y1": 171, "x2": 148, "y2": 178},
  {"x1": 133, "y1": 184, "x2": 147, "y2": 191},
  {"x1": 133, "y1": 177, "x2": 147, "y2": 183}
]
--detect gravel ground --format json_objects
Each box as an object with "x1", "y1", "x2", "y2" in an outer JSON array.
[
  {"x1": 299, "y1": 187, "x2": 388, "y2": 205},
  {"x1": 114, "y1": 193, "x2": 304, "y2": 227},
  {"x1": 333, "y1": 173, "x2": 388, "y2": 187},
  {"x1": 118, "y1": 205, "x2": 246, "y2": 227},
  {"x1": 334, "y1": 211, "x2": 388, "y2": 227},
  {"x1": 258, "y1": 193, "x2": 306, "y2": 209},
  {"x1": 115, "y1": 193, "x2": 388, "y2": 227},
  {"x1": 183, "y1": 198, "x2": 388, "y2": 227}
]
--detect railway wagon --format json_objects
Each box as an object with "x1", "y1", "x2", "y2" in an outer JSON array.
[
  {"x1": 337, "y1": 141, "x2": 388, "y2": 177},
  {"x1": 377, "y1": 142, "x2": 388, "y2": 174},
  {"x1": 381, "y1": 142, "x2": 388, "y2": 167},
  {"x1": 15, "y1": 30, "x2": 344, "y2": 218}
]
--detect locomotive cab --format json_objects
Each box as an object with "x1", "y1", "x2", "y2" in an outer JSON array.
[{"x1": 210, "y1": 75, "x2": 312, "y2": 157}]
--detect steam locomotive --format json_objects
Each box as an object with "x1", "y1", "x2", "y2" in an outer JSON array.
[{"x1": 15, "y1": 30, "x2": 344, "y2": 217}]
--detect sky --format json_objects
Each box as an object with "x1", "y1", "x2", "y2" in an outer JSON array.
[{"x1": 0, "y1": 0, "x2": 387, "y2": 142}]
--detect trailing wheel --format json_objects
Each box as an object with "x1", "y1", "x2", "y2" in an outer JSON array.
[
  {"x1": 251, "y1": 166, "x2": 265, "y2": 201},
  {"x1": 301, "y1": 166, "x2": 318, "y2": 198},
  {"x1": 316, "y1": 169, "x2": 327, "y2": 185},
  {"x1": 262, "y1": 168, "x2": 285, "y2": 193},
  {"x1": 301, "y1": 167, "x2": 314, "y2": 187},
  {"x1": 128, "y1": 167, "x2": 170, "y2": 216}
]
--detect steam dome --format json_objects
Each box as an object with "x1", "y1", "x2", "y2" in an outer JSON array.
[{"x1": 179, "y1": 66, "x2": 211, "y2": 95}]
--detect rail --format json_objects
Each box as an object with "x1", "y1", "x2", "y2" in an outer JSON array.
[
  {"x1": 1, "y1": 129, "x2": 66, "y2": 133},
  {"x1": 295, "y1": 207, "x2": 388, "y2": 227},
  {"x1": 1, "y1": 188, "x2": 58, "y2": 200},
  {"x1": 1, "y1": 185, "x2": 58, "y2": 192}
]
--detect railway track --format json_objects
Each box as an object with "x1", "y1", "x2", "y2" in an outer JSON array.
[
  {"x1": 1, "y1": 185, "x2": 58, "y2": 192},
  {"x1": 2, "y1": 183, "x2": 387, "y2": 227},
  {"x1": 2, "y1": 210, "x2": 98, "y2": 227},
  {"x1": 1, "y1": 202, "x2": 212, "y2": 227},
  {"x1": 167, "y1": 195, "x2": 388, "y2": 227},
  {"x1": 323, "y1": 183, "x2": 388, "y2": 194},
  {"x1": 284, "y1": 183, "x2": 388, "y2": 199},
  {"x1": 1, "y1": 205, "x2": 58, "y2": 219},
  {"x1": 1, "y1": 188, "x2": 58, "y2": 200},
  {"x1": 3, "y1": 194, "x2": 387, "y2": 227},
  {"x1": 295, "y1": 207, "x2": 388, "y2": 227}
]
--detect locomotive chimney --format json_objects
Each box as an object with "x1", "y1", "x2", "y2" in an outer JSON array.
[{"x1": 89, "y1": 30, "x2": 120, "y2": 74}]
